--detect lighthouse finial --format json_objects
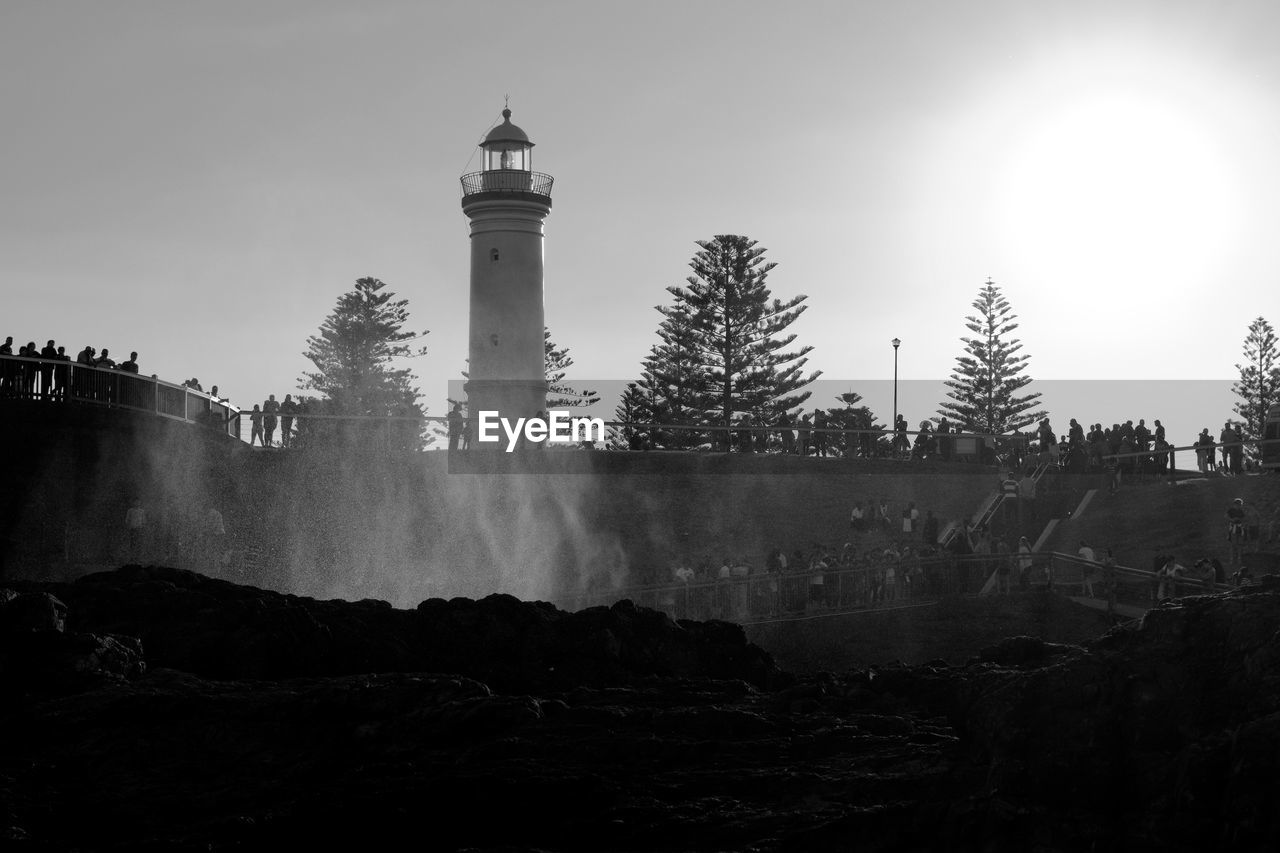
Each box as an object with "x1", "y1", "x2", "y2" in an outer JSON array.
[{"x1": 503, "y1": 94, "x2": 510, "y2": 121}]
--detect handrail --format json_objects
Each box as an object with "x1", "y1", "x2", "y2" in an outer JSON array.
[
  {"x1": 460, "y1": 169, "x2": 554, "y2": 198},
  {"x1": 560, "y1": 549, "x2": 1242, "y2": 623},
  {"x1": 0, "y1": 352, "x2": 240, "y2": 438}
]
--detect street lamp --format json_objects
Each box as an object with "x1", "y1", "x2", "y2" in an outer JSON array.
[{"x1": 892, "y1": 338, "x2": 901, "y2": 454}]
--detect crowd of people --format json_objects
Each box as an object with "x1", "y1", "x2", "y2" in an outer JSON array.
[
  {"x1": 0, "y1": 335, "x2": 142, "y2": 401},
  {"x1": 247, "y1": 393, "x2": 299, "y2": 448},
  {"x1": 648, "y1": 495, "x2": 1036, "y2": 620}
]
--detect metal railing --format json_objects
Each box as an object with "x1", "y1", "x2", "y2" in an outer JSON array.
[
  {"x1": 558, "y1": 550, "x2": 1237, "y2": 624},
  {"x1": 460, "y1": 169, "x2": 554, "y2": 198},
  {"x1": 562, "y1": 553, "x2": 1015, "y2": 622},
  {"x1": 0, "y1": 352, "x2": 240, "y2": 437}
]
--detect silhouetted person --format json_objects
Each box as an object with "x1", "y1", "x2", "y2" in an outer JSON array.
[
  {"x1": 937, "y1": 417, "x2": 952, "y2": 460},
  {"x1": 280, "y1": 394, "x2": 297, "y2": 448},
  {"x1": 813, "y1": 409, "x2": 828, "y2": 457},
  {"x1": 73, "y1": 346, "x2": 95, "y2": 400},
  {"x1": 894, "y1": 414, "x2": 909, "y2": 455},
  {"x1": 39, "y1": 340, "x2": 57, "y2": 399},
  {"x1": 248, "y1": 404, "x2": 265, "y2": 447},
  {"x1": 119, "y1": 351, "x2": 139, "y2": 373},
  {"x1": 777, "y1": 412, "x2": 795, "y2": 454},
  {"x1": 263, "y1": 394, "x2": 279, "y2": 447},
  {"x1": 0, "y1": 336, "x2": 12, "y2": 397},
  {"x1": 447, "y1": 402, "x2": 464, "y2": 451},
  {"x1": 53, "y1": 346, "x2": 69, "y2": 400},
  {"x1": 19, "y1": 342, "x2": 38, "y2": 397},
  {"x1": 1196, "y1": 428, "x2": 1214, "y2": 475}
]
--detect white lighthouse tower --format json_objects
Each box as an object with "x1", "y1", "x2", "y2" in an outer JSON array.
[{"x1": 460, "y1": 107, "x2": 553, "y2": 436}]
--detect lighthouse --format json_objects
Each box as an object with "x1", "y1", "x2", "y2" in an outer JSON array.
[{"x1": 460, "y1": 107, "x2": 553, "y2": 437}]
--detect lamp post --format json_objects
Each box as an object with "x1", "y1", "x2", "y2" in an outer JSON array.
[{"x1": 891, "y1": 338, "x2": 901, "y2": 454}]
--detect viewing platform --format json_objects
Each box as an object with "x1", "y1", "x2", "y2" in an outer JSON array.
[{"x1": 0, "y1": 352, "x2": 240, "y2": 438}]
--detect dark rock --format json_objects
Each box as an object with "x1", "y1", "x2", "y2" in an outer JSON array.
[
  {"x1": 0, "y1": 590, "x2": 68, "y2": 633},
  {"x1": 1, "y1": 630, "x2": 144, "y2": 693},
  {"x1": 976, "y1": 635, "x2": 1079, "y2": 667},
  {"x1": 14, "y1": 566, "x2": 779, "y2": 692},
  {"x1": 6, "y1": 567, "x2": 1280, "y2": 850}
]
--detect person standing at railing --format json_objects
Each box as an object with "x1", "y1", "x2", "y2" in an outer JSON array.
[
  {"x1": 1229, "y1": 424, "x2": 1245, "y2": 475},
  {"x1": 262, "y1": 394, "x2": 280, "y2": 447},
  {"x1": 73, "y1": 346, "x2": 94, "y2": 401},
  {"x1": 813, "y1": 409, "x2": 828, "y2": 457},
  {"x1": 17, "y1": 342, "x2": 37, "y2": 397},
  {"x1": 248, "y1": 404, "x2": 265, "y2": 447},
  {"x1": 1218, "y1": 422, "x2": 1235, "y2": 474},
  {"x1": 52, "y1": 346, "x2": 69, "y2": 400},
  {"x1": 119, "y1": 352, "x2": 139, "y2": 373},
  {"x1": 1195, "y1": 428, "x2": 1214, "y2": 475},
  {"x1": 38, "y1": 340, "x2": 57, "y2": 399},
  {"x1": 777, "y1": 412, "x2": 795, "y2": 454},
  {"x1": 280, "y1": 394, "x2": 297, "y2": 448}
]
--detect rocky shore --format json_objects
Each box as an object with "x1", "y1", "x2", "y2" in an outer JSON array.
[{"x1": 3, "y1": 566, "x2": 1279, "y2": 851}]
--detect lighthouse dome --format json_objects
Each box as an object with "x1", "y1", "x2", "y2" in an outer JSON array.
[{"x1": 483, "y1": 108, "x2": 532, "y2": 146}]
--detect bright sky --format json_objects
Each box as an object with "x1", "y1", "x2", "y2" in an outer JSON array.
[{"x1": 3, "y1": 1, "x2": 1277, "y2": 444}]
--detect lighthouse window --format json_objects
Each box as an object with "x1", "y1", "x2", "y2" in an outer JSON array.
[{"x1": 490, "y1": 248, "x2": 500, "y2": 262}]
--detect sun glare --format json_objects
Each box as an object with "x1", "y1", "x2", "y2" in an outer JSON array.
[{"x1": 995, "y1": 86, "x2": 1237, "y2": 288}]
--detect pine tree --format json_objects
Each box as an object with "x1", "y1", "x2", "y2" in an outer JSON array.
[
  {"x1": 297, "y1": 277, "x2": 428, "y2": 449},
  {"x1": 661, "y1": 235, "x2": 819, "y2": 443},
  {"x1": 544, "y1": 328, "x2": 599, "y2": 410},
  {"x1": 639, "y1": 304, "x2": 708, "y2": 449},
  {"x1": 937, "y1": 279, "x2": 1045, "y2": 435},
  {"x1": 609, "y1": 381, "x2": 653, "y2": 450},
  {"x1": 1232, "y1": 316, "x2": 1280, "y2": 452},
  {"x1": 826, "y1": 392, "x2": 887, "y2": 458}
]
